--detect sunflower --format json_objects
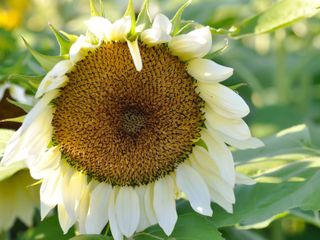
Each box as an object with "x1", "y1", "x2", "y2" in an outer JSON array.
[
  {"x1": 1, "y1": 1, "x2": 263, "y2": 239},
  {"x1": 0, "y1": 130, "x2": 38, "y2": 233}
]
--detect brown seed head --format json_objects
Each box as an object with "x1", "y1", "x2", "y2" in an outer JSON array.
[{"x1": 52, "y1": 42, "x2": 203, "y2": 186}]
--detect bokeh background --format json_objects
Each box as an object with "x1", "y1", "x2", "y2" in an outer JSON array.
[{"x1": 0, "y1": 0, "x2": 319, "y2": 239}]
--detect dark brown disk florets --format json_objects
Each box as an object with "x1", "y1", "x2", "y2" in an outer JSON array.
[{"x1": 52, "y1": 42, "x2": 204, "y2": 186}]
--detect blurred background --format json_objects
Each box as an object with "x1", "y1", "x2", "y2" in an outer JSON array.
[{"x1": 0, "y1": 0, "x2": 319, "y2": 239}]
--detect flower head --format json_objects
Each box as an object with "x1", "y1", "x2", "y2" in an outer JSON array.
[{"x1": 2, "y1": 1, "x2": 263, "y2": 239}]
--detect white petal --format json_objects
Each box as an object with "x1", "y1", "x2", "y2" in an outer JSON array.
[
  {"x1": 58, "y1": 204, "x2": 74, "y2": 234},
  {"x1": 144, "y1": 183, "x2": 157, "y2": 226},
  {"x1": 127, "y1": 39, "x2": 142, "y2": 71},
  {"x1": 176, "y1": 163, "x2": 212, "y2": 216},
  {"x1": 61, "y1": 170, "x2": 87, "y2": 222},
  {"x1": 200, "y1": 129, "x2": 235, "y2": 186},
  {"x1": 153, "y1": 176, "x2": 177, "y2": 236},
  {"x1": 28, "y1": 146, "x2": 61, "y2": 180},
  {"x1": 208, "y1": 187, "x2": 233, "y2": 213},
  {"x1": 115, "y1": 187, "x2": 140, "y2": 237},
  {"x1": 168, "y1": 27, "x2": 212, "y2": 61},
  {"x1": 205, "y1": 107, "x2": 251, "y2": 140},
  {"x1": 211, "y1": 128, "x2": 264, "y2": 150},
  {"x1": 69, "y1": 35, "x2": 98, "y2": 63},
  {"x1": 136, "y1": 186, "x2": 152, "y2": 232},
  {"x1": 2, "y1": 96, "x2": 56, "y2": 167},
  {"x1": 40, "y1": 170, "x2": 63, "y2": 219},
  {"x1": 9, "y1": 84, "x2": 34, "y2": 105},
  {"x1": 190, "y1": 146, "x2": 219, "y2": 178},
  {"x1": 36, "y1": 60, "x2": 73, "y2": 98},
  {"x1": 198, "y1": 83, "x2": 249, "y2": 119},
  {"x1": 141, "y1": 14, "x2": 172, "y2": 46},
  {"x1": 188, "y1": 58, "x2": 233, "y2": 83},
  {"x1": 77, "y1": 182, "x2": 92, "y2": 234},
  {"x1": 110, "y1": 17, "x2": 131, "y2": 42},
  {"x1": 86, "y1": 182, "x2": 112, "y2": 234},
  {"x1": 86, "y1": 16, "x2": 113, "y2": 41},
  {"x1": 236, "y1": 173, "x2": 256, "y2": 185},
  {"x1": 108, "y1": 188, "x2": 123, "y2": 240}
]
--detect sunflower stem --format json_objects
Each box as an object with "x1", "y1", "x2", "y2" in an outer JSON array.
[{"x1": 104, "y1": 223, "x2": 110, "y2": 236}]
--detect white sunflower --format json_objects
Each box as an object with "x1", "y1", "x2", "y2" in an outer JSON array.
[
  {"x1": 1, "y1": 1, "x2": 263, "y2": 239},
  {"x1": 0, "y1": 130, "x2": 38, "y2": 233}
]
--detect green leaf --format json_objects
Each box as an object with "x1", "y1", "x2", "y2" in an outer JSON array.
[
  {"x1": 171, "y1": 0, "x2": 192, "y2": 36},
  {"x1": 70, "y1": 235, "x2": 108, "y2": 240},
  {"x1": 89, "y1": 0, "x2": 104, "y2": 17},
  {"x1": 136, "y1": 0, "x2": 152, "y2": 32},
  {"x1": 49, "y1": 24, "x2": 73, "y2": 55},
  {"x1": 17, "y1": 215, "x2": 74, "y2": 240},
  {"x1": 6, "y1": 98, "x2": 32, "y2": 112},
  {"x1": 231, "y1": 0, "x2": 320, "y2": 38},
  {"x1": 135, "y1": 213, "x2": 224, "y2": 240},
  {"x1": 203, "y1": 125, "x2": 320, "y2": 228},
  {"x1": 21, "y1": 36, "x2": 67, "y2": 72}
]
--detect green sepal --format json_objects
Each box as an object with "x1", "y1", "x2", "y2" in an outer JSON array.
[
  {"x1": 21, "y1": 36, "x2": 67, "y2": 72},
  {"x1": 89, "y1": 0, "x2": 104, "y2": 17},
  {"x1": 49, "y1": 24, "x2": 73, "y2": 55},
  {"x1": 124, "y1": 0, "x2": 137, "y2": 40},
  {"x1": 0, "y1": 115, "x2": 25, "y2": 123},
  {"x1": 7, "y1": 74, "x2": 44, "y2": 93},
  {"x1": 136, "y1": 0, "x2": 152, "y2": 32},
  {"x1": 171, "y1": 0, "x2": 192, "y2": 36},
  {"x1": 59, "y1": 31, "x2": 78, "y2": 44},
  {"x1": 6, "y1": 98, "x2": 32, "y2": 112},
  {"x1": 204, "y1": 39, "x2": 229, "y2": 59}
]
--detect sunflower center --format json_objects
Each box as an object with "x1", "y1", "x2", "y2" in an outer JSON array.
[
  {"x1": 121, "y1": 106, "x2": 146, "y2": 136},
  {"x1": 52, "y1": 42, "x2": 203, "y2": 186}
]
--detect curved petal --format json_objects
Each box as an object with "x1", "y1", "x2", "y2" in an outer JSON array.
[
  {"x1": 77, "y1": 182, "x2": 92, "y2": 234},
  {"x1": 36, "y1": 60, "x2": 73, "y2": 98},
  {"x1": 136, "y1": 186, "x2": 152, "y2": 232},
  {"x1": 127, "y1": 39, "x2": 142, "y2": 71},
  {"x1": 69, "y1": 35, "x2": 98, "y2": 63},
  {"x1": 28, "y1": 146, "x2": 61, "y2": 180},
  {"x1": 200, "y1": 129, "x2": 235, "y2": 186},
  {"x1": 208, "y1": 186, "x2": 233, "y2": 213},
  {"x1": 168, "y1": 26, "x2": 212, "y2": 61},
  {"x1": 187, "y1": 58, "x2": 233, "y2": 83},
  {"x1": 115, "y1": 187, "x2": 140, "y2": 237},
  {"x1": 58, "y1": 204, "x2": 74, "y2": 234},
  {"x1": 141, "y1": 13, "x2": 172, "y2": 46},
  {"x1": 205, "y1": 107, "x2": 251, "y2": 140},
  {"x1": 40, "y1": 170, "x2": 62, "y2": 219},
  {"x1": 198, "y1": 83, "x2": 249, "y2": 119},
  {"x1": 108, "y1": 188, "x2": 123, "y2": 240},
  {"x1": 236, "y1": 172, "x2": 256, "y2": 185},
  {"x1": 210, "y1": 128, "x2": 264, "y2": 150},
  {"x1": 110, "y1": 17, "x2": 131, "y2": 42},
  {"x1": 61, "y1": 170, "x2": 87, "y2": 222},
  {"x1": 153, "y1": 176, "x2": 177, "y2": 236},
  {"x1": 176, "y1": 163, "x2": 212, "y2": 216},
  {"x1": 144, "y1": 183, "x2": 157, "y2": 226},
  {"x1": 86, "y1": 182, "x2": 112, "y2": 234},
  {"x1": 86, "y1": 16, "x2": 113, "y2": 41}
]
